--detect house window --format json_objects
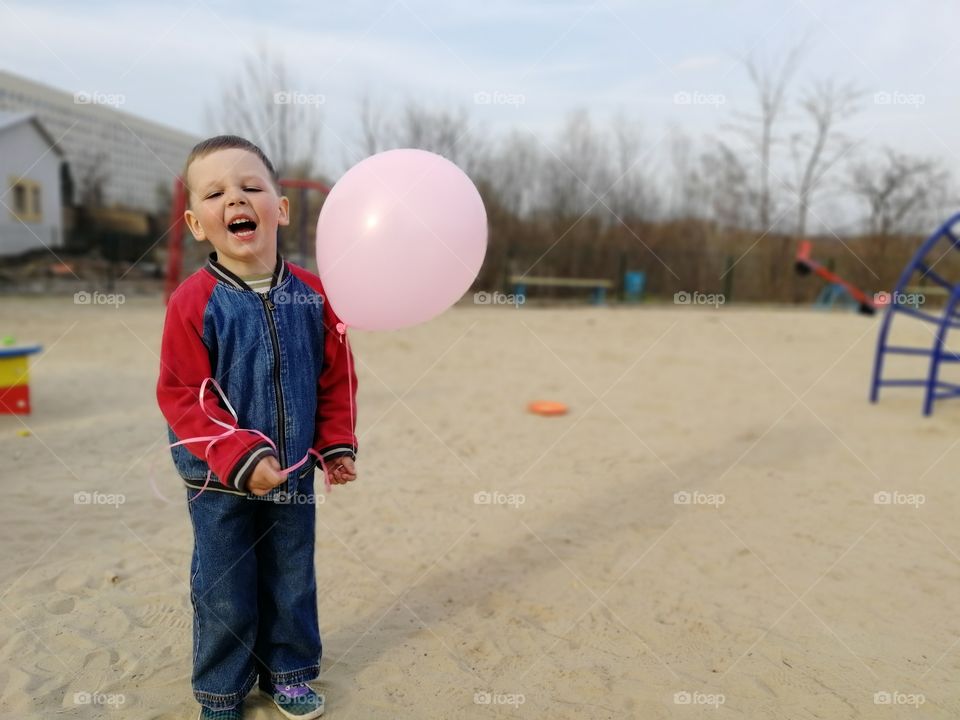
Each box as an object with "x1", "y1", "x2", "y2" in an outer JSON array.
[
  {"x1": 12, "y1": 184, "x2": 26, "y2": 214},
  {"x1": 8, "y1": 177, "x2": 42, "y2": 222}
]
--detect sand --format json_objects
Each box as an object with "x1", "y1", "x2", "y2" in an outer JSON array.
[{"x1": 2, "y1": 295, "x2": 960, "y2": 719}]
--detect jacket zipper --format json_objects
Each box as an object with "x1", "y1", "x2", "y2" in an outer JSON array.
[{"x1": 259, "y1": 294, "x2": 287, "y2": 469}]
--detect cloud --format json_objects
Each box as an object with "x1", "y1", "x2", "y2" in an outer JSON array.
[
  {"x1": 4, "y1": 0, "x2": 960, "y2": 180},
  {"x1": 673, "y1": 55, "x2": 723, "y2": 72}
]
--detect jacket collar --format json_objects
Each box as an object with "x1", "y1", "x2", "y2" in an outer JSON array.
[{"x1": 204, "y1": 250, "x2": 287, "y2": 291}]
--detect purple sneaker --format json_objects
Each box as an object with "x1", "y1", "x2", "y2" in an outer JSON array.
[{"x1": 260, "y1": 682, "x2": 324, "y2": 719}]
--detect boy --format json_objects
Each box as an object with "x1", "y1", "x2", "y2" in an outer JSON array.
[{"x1": 156, "y1": 135, "x2": 358, "y2": 719}]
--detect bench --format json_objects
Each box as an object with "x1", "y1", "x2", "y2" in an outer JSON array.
[{"x1": 509, "y1": 275, "x2": 614, "y2": 304}]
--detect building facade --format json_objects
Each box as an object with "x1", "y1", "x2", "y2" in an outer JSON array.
[
  {"x1": 0, "y1": 70, "x2": 198, "y2": 215},
  {"x1": 0, "y1": 112, "x2": 63, "y2": 256}
]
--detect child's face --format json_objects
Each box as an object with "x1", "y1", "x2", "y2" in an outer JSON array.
[{"x1": 184, "y1": 148, "x2": 289, "y2": 275}]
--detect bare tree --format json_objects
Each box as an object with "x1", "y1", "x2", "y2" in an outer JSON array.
[
  {"x1": 604, "y1": 111, "x2": 659, "y2": 224},
  {"x1": 667, "y1": 127, "x2": 708, "y2": 220},
  {"x1": 477, "y1": 130, "x2": 543, "y2": 218},
  {"x1": 848, "y1": 149, "x2": 951, "y2": 237},
  {"x1": 731, "y1": 40, "x2": 808, "y2": 230},
  {"x1": 357, "y1": 91, "x2": 392, "y2": 156},
  {"x1": 542, "y1": 109, "x2": 609, "y2": 221},
  {"x1": 468, "y1": 131, "x2": 542, "y2": 287},
  {"x1": 788, "y1": 78, "x2": 862, "y2": 239},
  {"x1": 77, "y1": 150, "x2": 109, "y2": 208},
  {"x1": 205, "y1": 46, "x2": 322, "y2": 178},
  {"x1": 354, "y1": 95, "x2": 485, "y2": 174},
  {"x1": 700, "y1": 139, "x2": 755, "y2": 230},
  {"x1": 396, "y1": 101, "x2": 484, "y2": 173}
]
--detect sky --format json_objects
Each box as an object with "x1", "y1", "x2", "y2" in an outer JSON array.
[{"x1": 2, "y1": 0, "x2": 958, "y2": 228}]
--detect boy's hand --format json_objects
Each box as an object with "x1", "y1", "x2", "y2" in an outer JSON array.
[
  {"x1": 246, "y1": 455, "x2": 288, "y2": 496},
  {"x1": 327, "y1": 456, "x2": 357, "y2": 485}
]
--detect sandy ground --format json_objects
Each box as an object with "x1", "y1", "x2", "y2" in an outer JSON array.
[{"x1": 2, "y1": 295, "x2": 960, "y2": 719}]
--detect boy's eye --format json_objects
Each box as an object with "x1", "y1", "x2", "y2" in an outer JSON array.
[
  {"x1": 205, "y1": 192, "x2": 222, "y2": 199},
  {"x1": 244, "y1": 187, "x2": 261, "y2": 192}
]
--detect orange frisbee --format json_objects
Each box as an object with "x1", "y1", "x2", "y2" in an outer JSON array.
[{"x1": 527, "y1": 400, "x2": 568, "y2": 416}]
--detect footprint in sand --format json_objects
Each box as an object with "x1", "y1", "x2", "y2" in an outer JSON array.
[
  {"x1": 137, "y1": 603, "x2": 191, "y2": 630},
  {"x1": 45, "y1": 596, "x2": 76, "y2": 615}
]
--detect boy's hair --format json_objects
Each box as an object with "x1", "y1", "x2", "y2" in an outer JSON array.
[{"x1": 183, "y1": 135, "x2": 281, "y2": 201}]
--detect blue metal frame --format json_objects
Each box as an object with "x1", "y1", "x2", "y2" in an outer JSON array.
[{"x1": 870, "y1": 212, "x2": 960, "y2": 415}]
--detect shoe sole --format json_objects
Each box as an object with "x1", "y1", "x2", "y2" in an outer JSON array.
[{"x1": 259, "y1": 688, "x2": 325, "y2": 719}]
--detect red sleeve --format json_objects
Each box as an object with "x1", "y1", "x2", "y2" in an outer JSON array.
[
  {"x1": 312, "y1": 285, "x2": 359, "y2": 463},
  {"x1": 156, "y1": 277, "x2": 276, "y2": 491}
]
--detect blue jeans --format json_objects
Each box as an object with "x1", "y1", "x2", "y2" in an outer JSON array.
[{"x1": 185, "y1": 474, "x2": 322, "y2": 709}]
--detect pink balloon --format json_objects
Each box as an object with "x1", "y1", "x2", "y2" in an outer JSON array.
[{"x1": 316, "y1": 149, "x2": 488, "y2": 331}]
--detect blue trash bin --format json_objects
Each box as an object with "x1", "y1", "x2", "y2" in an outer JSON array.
[{"x1": 624, "y1": 271, "x2": 646, "y2": 301}]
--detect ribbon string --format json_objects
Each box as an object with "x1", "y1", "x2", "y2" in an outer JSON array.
[
  {"x1": 335, "y1": 321, "x2": 357, "y2": 447},
  {"x1": 170, "y1": 377, "x2": 328, "y2": 501},
  {"x1": 170, "y1": 322, "x2": 356, "y2": 502}
]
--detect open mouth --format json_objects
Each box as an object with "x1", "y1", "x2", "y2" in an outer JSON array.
[{"x1": 227, "y1": 218, "x2": 258, "y2": 239}]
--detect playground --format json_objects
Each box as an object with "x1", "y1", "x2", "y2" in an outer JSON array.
[{"x1": 4, "y1": 294, "x2": 960, "y2": 718}]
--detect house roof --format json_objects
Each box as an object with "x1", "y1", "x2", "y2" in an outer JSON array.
[{"x1": 0, "y1": 110, "x2": 64, "y2": 157}]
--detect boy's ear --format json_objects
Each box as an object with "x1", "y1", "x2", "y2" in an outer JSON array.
[
  {"x1": 184, "y1": 208, "x2": 206, "y2": 241},
  {"x1": 277, "y1": 195, "x2": 290, "y2": 227}
]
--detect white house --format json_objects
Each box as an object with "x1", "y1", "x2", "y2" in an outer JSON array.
[
  {"x1": 0, "y1": 111, "x2": 64, "y2": 257},
  {"x1": 0, "y1": 70, "x2": 197, "y2": 214}
]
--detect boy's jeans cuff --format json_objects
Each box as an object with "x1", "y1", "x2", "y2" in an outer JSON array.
[{"x1": 194, "y1": 667, "x2": 257, "y2": 709}]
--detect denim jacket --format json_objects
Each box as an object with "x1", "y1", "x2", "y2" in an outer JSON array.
[{"x1": 156, "y1": 251, "x2": 357, "y2": 497}]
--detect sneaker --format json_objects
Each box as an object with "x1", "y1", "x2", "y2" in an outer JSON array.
[
  {"x1": 197, "y1": 703, "x2": 242, "y2": 719},
  {"x1": 260, "y1": 682, "x2": 325, "y2": 719}
]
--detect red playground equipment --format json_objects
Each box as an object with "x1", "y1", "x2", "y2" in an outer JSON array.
[{"x1": 794, "y1": 240, "x2": 877, "y2": 315}]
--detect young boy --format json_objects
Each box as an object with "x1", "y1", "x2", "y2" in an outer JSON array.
[{"x1": 156, "y1": 135, "x2": 358, "y2": 719}]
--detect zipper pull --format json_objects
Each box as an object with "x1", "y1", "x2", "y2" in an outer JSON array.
[{"x1": 263, "y1": 296, "x2": 275, "y2": 311}]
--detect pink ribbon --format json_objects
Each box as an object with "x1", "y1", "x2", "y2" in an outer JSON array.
[
  {"x1": 336, "y1": 322, "x2": 356, "y2": 440},
  {"x1": 170, "y1": 377, "x2": 331, "y2": 502}
]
